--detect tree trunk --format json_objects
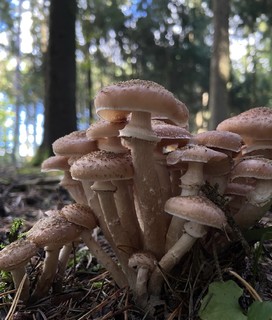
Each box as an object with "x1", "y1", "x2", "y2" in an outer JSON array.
[
  {"x1": 34, "y1": 0, "x2": 77, "y2": 164},
  {"x1": 208, "y1": 0, "x2": 230, "y2": 130}
]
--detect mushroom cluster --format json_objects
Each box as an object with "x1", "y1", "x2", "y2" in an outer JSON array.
[{"x1": 1, "y1": 80, "x2": 272, "y2": 310}]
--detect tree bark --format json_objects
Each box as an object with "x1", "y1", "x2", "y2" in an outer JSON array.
[
  {"x1": 208, "y1": 0, "x2": 230, "y2": 130},
  {"x1": 35, "y1": 0, "x2": 77, "y2": 164}
]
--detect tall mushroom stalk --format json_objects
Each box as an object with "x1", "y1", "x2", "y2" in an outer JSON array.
[{"x1": 94, "y1": 79, "x2": 189, "y2": 259}]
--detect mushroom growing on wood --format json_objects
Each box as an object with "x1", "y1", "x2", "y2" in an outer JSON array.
[
  {"x1": 148, "y1": 195, "x2": 227, "y2": 296},
  {"x1": 0, "y1": 238, "x2": 38, "y2": 302},
  {"x1": 94, "y1": 79, "x2": 189, "y2": 259}
]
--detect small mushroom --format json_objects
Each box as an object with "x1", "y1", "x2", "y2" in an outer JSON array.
[
  {"x1": 230, "y1": 157, "x2": 272, "y2": 228},
  {"x1": 27, "y1": 212, "x2": 83, "y2": 301},
  {"x1": 128, "y1": 252, "x2": 157, "y2": 307},
  {"x1": 0, "y1": 238, "x2": 38, "y2": 302},
  {"x1": 149, "y1": 195, "x2": 227, "y2": 295}
]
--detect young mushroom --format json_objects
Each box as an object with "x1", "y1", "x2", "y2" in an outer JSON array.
[
  {"x1": 0, "y1": 238, "x2": 38, "y2": 302},
  {"x1": 148, "y1": 195, "x2": 227, "y2": 296},
  {"x1": 26, "y1": 212, "x2": 84, "y2": 301},
  {"x1": 128, "y1": 252, "x2": 157, "y2": 307}
]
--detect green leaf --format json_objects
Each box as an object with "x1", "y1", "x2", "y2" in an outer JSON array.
[
  {"x1": 248, "y1": 301, "x2": 272, "y2": 320},
  {"x1": 199, "y1": 280, "x2": 247, "y2": 320}
]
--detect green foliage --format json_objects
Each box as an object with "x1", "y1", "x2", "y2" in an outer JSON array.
[
  {"x1": 248, "y1": 301, "x2": 272, "y2": 320},
  {"x1": 199, "y1": 280, "x2": 247, "y2": 320},
  {"x1": 6, "y1": 218, "x2": 24, "y2": 244},
  {"x1": 199, "y1": 280, "x2": 272, "y2": 320}
]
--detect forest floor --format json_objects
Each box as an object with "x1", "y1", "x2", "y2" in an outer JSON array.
[{"x1": 0, "y1": 165, "x2": 272, "y2": 320}]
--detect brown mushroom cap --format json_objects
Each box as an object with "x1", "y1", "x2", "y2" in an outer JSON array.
[
  {"x1": 167, "y1": 145, "x2": 230, "y2": 176},
  {"x1": 0, "y1": 239, "x2": 38, "y2": 271},
  {"x1": 128, "y1": 252, "x2": 156, "y2": 272},
  {"x1": 231, "y1": 157, "x2": 272, "y2": 182},
  {"x1": 94, "y1": 79, "x2": 189, "y2": 127},
  {"x1": 190, "y1": 130, "x2": 243, "y2": 153},
  {"x1": 164, "y1": 196, "x2": 227, "y2": 229},
  {"x1": 86, "y1": 120, "x2": 127, "y2": 139},
  {"x1": 52, "y1": 130, "x2": 98, "y2": 156},
  {"x1": 70, "y1": 150, "x2": 134, "y2": 181},
  {"x1": 41, "y1": 155, "x2": 70, "y2": 172},
  {"x1": 216, "y1": 107, "x2": 272, "y2": 144},
  {"x1": 60, "y1": 203, "x2": 97, "y2": 230},
  {"x1": 26, "y1": 214, "x2": 83, "y2": 247}
]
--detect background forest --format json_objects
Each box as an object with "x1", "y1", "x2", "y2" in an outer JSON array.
[{"x1": 0, "y1": 0, "x2": 272, "y2": 166}]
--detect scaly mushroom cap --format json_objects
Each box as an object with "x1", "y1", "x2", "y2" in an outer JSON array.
[
  {"x1": 70, "y1": 150, "x2": 134, "y2": 181},
  {"x1": 60, "y1": 203, "x2": 98, "y2": 230},
  {"x1": 152, "y1": 119, "x2": 192, "y2": 148},
  {"x1": 190, "y1": 130, "x2": 243, "y2": 154},
  {"x1": 128, "y1": 252, "x2": 157, "y2": 272},
  {"x1": 41, "y1": 155, "x2": 70, "y2": 172},
  {"x1": 26, "y1": 214, "x2": 83, "y2": 248},
  {"x1": 167, "y1": 145, "x2": 230, "y2": 176},
  {"x1": 52, "y1": 130, "x2": 98, "y2": 156},
  {"x1": 231, "y1": 157, "x2": 272, "y2": 182},
  {"x1": 216, "y1": 107, "x2": 272, "y2": 145},
  {"x1": 94, "y1": 79, "x2": 189, "y2": 127},
  {"x1": 164, "y1": 196, "x2": 227, "y2": 229},
  {"x1": 0, "y1": 238, "x2": 38, "y2": 271},
  {"x1": 86, "y1": 120, "x2": 127, "y2": 139}
]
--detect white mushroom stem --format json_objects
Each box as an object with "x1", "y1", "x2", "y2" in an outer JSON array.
[
  {"x1": 165, "y1": 162, "x2": 204, "y2": 250},
  {"x1": 31, "y1": 245, "x2": 63, "y2": 302},
  {"x1": 121, "y1": 136, "x2": 167, "y2": 259},
  {"x1": 80, "y1": 230, "x2": 128, "y2": 288},
  {"x1": 11, "y1": 266, "x2": 30, "y2": 302},
  {"x1": 149, "y1": 222, "x2": 207, "y2": 295},
  {"x1": 91, "y1": 180, "x2": 136, "y2": 286},
  {"x1": 113, "y1": 179, "x2": 143, "y2": 250}
]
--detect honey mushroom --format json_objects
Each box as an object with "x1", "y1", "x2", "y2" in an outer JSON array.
[{"x1": 94, "y1": 79, "x2": 189, "y2": 259}]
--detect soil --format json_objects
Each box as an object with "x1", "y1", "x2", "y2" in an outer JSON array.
[{"x1": 0, "y1": 165, "x2": 272, "y2": 319}]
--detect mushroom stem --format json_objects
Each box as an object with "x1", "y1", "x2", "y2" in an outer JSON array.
[
  {"x1": 31, "y1": 246, "x2": 62, "y2": 302},
  {"x1": 122, "y1": 137, "x2": 166, "y2": 259},
  {"x1": 112, "y1": 179, "x2": 143, "y2": 250},
  {"x1": 165, "y1": 162, "x2": 204, "y2": 250},
  {"x1": 149, "y1": 222, "x2": 206, "y2": 296},
  {"x1": 11, "y1": 267, "x2": 30, "y2": 302},
  {"x1": 81, "y1": 230, "x2": 128, "y2": 288}
]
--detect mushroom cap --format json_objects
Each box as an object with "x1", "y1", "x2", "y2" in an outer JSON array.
[
  {"x1": 190, "y1": 130, "x2": 243, "y2": 153},
  {"x1": 52, "y1": 130, "x2": 98, "y2": 156},
  {"x1": 166, "y1": 145, "x2": 230, "y2": 176},
  {"x1": 60, "y1": 203, "x2": 97, "y2": 230},
  {"x1": 94, "y1": 79, "x2": 189, "y2": 127},
  {"x1": 152, "y1": 120, "x2": 192, "y2": 147},
  {"x1": 128, "y1": 252, "x2": 157, "y2": 271},
  {"x1": 0, "y1": 238, "x2": 38, "y2": 271},
  {"x1": 216, "y1": 107, "x2": 272, "y2": 142},
  {"x1": 41, "y1": 155, "x2": 70, "y2": 172},
  {"x1": 231, "y1": 157, "x2": 272, "y2": 182},
  {"x1": 86, "y1": 120, "x2": 127, "y2": 139},
  {"x1": 70, "y1": 150, "x2": 134, "y2": 181},
  {"x1": 26, "y1": 214, "x2": 83, "y2": 247},
  {"x1": 164, "y1": 196, "x2": 227, "y2": 229}
]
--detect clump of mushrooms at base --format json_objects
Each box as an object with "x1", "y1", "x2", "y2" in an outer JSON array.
[{"x1": 1, "y1": 80, "x2": 272, "y2": 311}]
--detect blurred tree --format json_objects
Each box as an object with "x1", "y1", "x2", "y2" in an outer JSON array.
[
  {"x1": 34, "y1": 0, "x2": 77, "y2": 163},
  {"x1": 208, "y1": 0, "x2": 230, "y2": 129}
]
